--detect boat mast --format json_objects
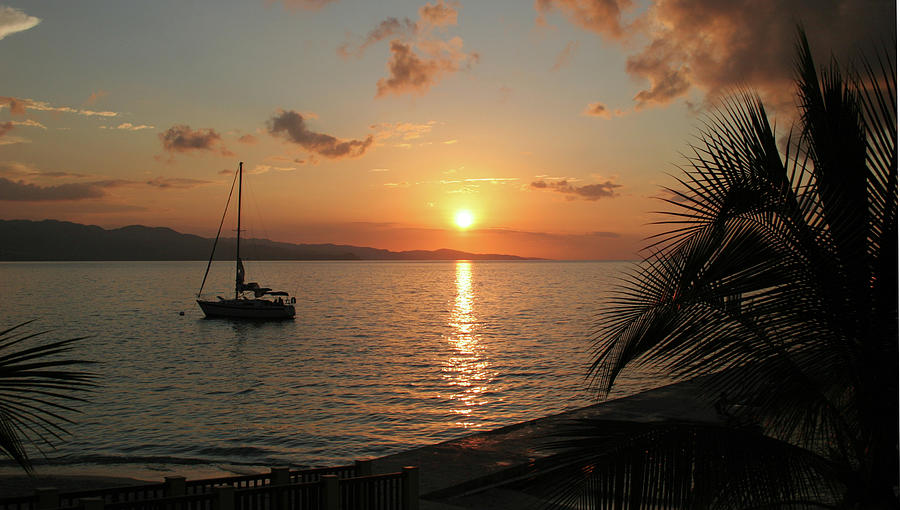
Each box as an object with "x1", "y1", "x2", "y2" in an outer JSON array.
[{"x1": 235, "y1": 161, "x2": 242, "y2": 300}]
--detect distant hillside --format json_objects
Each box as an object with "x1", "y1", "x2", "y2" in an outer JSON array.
[{"x1": 0, "y1": 220, "x2": 539, "y2": 261}]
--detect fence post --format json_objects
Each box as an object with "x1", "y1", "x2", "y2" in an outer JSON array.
[
  {"x1": 319, "y1": 475, "x2": 339, "y2": 510},
  {"x1": 214, "y1": 486, "x2": 234, "y2": 510},
  {"x1": 401, "y1": 466, "x2": 419, "y2": 510},
  {"x1": 165, "y1": 476, "x2": 187, "y2": 496},
  {"x1": 269, "y1": 467, "x2": 290, "y2": 485},
  {"x1": 35, "y1": 488, "x2": 59, "y2": 510},
  {"x1": 79, "y1": 497, "x2": 104, "y2": 510},
  {"x1": 270, "y1": 467, "x2": 290, "y2": 510},
  {"x1": 354, "y1": 460, "x2": 372, "y2": 477}
]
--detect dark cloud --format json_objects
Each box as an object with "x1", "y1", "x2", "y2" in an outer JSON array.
[
  {"x1": 625, "y1": 38, "x2": 691, "y2": 109},
  {"x1": 0, "y1": 177, "x2": 121, "y2": 201},
  {"x1": 582, "y1": 101, "x2": 610, "y2": 118},
  {"x1": 268, "y1": 110, "x2": 373, "y2": 159},
  {"x1": 237, "y1": 134, "x2": 258, "y2": 144},
  {"x1": 339, "y1": 17, "x2": 417, "y2": 58},
  {"x1": 39, "y1": 171, "x2": 90, "y2": 178},
  {"x1": 0, "y1": 122, "x2": 12, "y2": 137},
  {"x1": 341, "y1": 1, "x2": 477, "y2": 97},
  {"x1": 377, "y1": 41, "x2": 441, "y2": 96},
  {"x1": 531, "y1": 179, "x2": 621, "y2": 200},
  {"x1": 159, "y1": 125, "x2": 230, "y2": 155},
  {"x1": 0, "y1": 161, "x2": 88, "y2": 179},
  {"x1": 146, "y1": 177, "x2": 212, "y2": 189},
  {"x1": 538, "y1": 0, "x2": 896, "y2": 112},
  {"x1": 376, "y1": 39, "x2": 477, "y2": 97},
  {"x1": 339, "y1": 1, "x2": 459, "y2": 58}
]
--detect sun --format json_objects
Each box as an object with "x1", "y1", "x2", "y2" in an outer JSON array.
[{"x1": 454, "y1": 210, "x2": 474, "y2": 229}]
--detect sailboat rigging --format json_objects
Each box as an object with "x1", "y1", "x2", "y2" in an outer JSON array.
[{"x1": 196, "y1": 162, "x2": 296, "y2": 319}]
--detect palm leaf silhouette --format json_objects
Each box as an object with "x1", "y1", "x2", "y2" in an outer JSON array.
[
  {"x1": 539, "y1": 30, "x2": 897, "y2": 508},
  {"x1": 0, "y1": 321, "x2": 96, "y2": 473}
]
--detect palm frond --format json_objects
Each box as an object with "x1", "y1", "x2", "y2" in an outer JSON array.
[
  {"x1": 548, "y1": 28, "x2": 899, "y2": 509},
  {"x1": 0, "y1": 321, "x2": 96, "y2": 473},
  {"x1": 536, "y1": 420, "x2": 843, "y2": 509}
]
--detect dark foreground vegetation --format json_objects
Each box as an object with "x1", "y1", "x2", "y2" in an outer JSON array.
[
  {"x1": 539, "y1": 31, "x2": 898, "y2": 508},
  {"x1": 0, "y1": 321, "x2": 95, "y2": 473}
]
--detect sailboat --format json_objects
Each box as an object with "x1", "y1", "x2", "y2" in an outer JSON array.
[{"x1": 196, "y1": 162, "x2": 296, "y2": 320}]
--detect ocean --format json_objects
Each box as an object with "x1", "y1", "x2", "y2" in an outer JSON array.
[{"x1": 0, "y1": 260, "x2": 668, "y2": 478}]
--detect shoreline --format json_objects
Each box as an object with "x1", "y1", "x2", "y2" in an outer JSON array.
[{"x1": 0, "y1": 378, "x2": 718, "y2": 504}]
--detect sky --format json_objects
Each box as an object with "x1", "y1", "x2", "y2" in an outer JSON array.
[{"x1": 0, "y1": 0, "x2": 895, "y2": 259}]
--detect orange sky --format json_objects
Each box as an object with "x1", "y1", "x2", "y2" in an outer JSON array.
[{"x1": 0, "y1": 1, "x2": 894, "y2": 259}]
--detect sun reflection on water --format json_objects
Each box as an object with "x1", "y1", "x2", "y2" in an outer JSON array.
[{"x1": 443, "y1": 261, "x2": 494, "y2": 428}]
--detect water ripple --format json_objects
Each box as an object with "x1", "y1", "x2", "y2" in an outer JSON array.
[{"x1": 0, "y1": 260, "x2": 669, "y2": 471}]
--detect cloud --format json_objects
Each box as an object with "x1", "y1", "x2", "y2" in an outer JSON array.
[
  {"x1": 0, "y1": 177, "x2": 124, "y2": 201},
  {"x1": 443, "y1": 177, "x2": 518, "y2": 183},
  {"x1": 159, "y1": 125, "x2": 230, "y2": 155},
  {"x1": 418, "y1": 0, "x2": 458, "y2": 27},
  {"x1": 0, "y1": 97, "x2": 27, "y2": 115},
  {"x1": 272, "y1": 0, "x2": 337, "y2": 10},
  {"x1": 11, "y1": 119, "x2": 47, "y2": 129},
  {"x1": 339, "y1": 17, "x2": 417, "y2": 58},
  {"x1": 84, "y1": 90, "x2": 108, "y2": 106},
  {"x1": 146, "y1": 177, "x2": 212, "y2": 189},
  {"x1": 538, "y1": 0, "x2": 896, "y2": 112},
  {"x1": 551, "y1": 40, "x2": 579, "y2": 71},
  {"x1": 0, "y1": 122, "x2": 12, "y2": 138},
  {"x1": 268, "y1": 110, "x2": 373, "y2": 159},
  {"x1": 0, "y1": 161, "x2": 88, "y2": 180},
  {"x1": 341, "y1": 1, "x2": 478, "y2": 97},
  {"x1": 530, "y1": 178, "x2": 621, "y2": 200},
  {"x1": 0, "y1": 6, "x2": 40, "y2": 41},
  {"x1": 376, "y1": 38, "x2": 477, "y2": 97},
  {"x1": 248, "y1": 164, "x2": 297, "y2": 174},
  {"x1": 0, "y1": 96, "x2": 118, "y2": 117},
  {"x1": 238, "y1": 134, "x2": 258, "y2": 144},
  {"x1": 625, "y1": 37, "x2": 691, "y2": 109},
  {"x1": 372, "y1": 120, "x2": 436, "y2": 141},
  {"x1": 535, "y1": 0, "x2": 633, "y2": 41},
  {"x1": 582, "y1": 101, "x2": 611, "y2": 118},
  {"x1": 102, "y1": 122, "x2": 154, "y2": 131}
]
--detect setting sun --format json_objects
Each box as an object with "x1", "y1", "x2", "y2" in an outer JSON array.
[{"x1": 455, "y1": 210, "x2": 474, "y2": 229}]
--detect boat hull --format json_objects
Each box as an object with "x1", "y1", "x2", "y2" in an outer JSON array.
[{"x1": 197, "y1": 299, "x2": 295, "y2": 320}]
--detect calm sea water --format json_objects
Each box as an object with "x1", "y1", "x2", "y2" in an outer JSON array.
[{"x1": 0, "y1": 260, "x2": 666, "y2": 477}]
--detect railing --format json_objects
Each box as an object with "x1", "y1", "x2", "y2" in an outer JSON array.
[
  {"x1": 0, "y1": 463, "x2": 418, "y2": 510},
  {"x1": 338, "y1": 473, "x2": 404, "y2": 510},
  {"x1": 58, "y1": 484, "x2": 168, "y2": 508}
]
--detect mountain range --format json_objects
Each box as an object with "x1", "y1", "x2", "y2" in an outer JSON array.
[{"x1": 0, "y1": 220, "x2": 538, "y2": 261}]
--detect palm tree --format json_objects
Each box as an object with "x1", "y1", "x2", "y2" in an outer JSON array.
[
  {"x1": 0, "y1": 321, "x2": 95, "y2": 473},
  {"x1": 540, "y1": 31, "x2": 897, "y2": 508}
]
